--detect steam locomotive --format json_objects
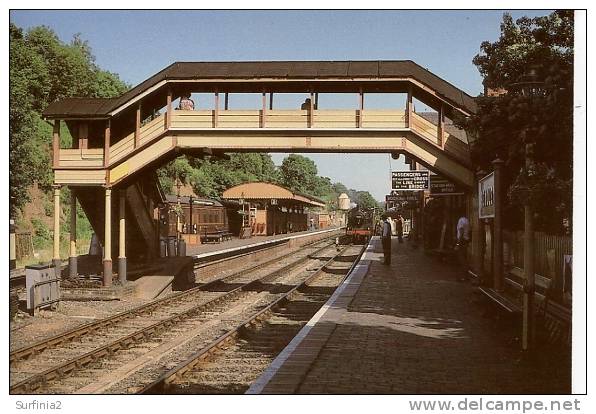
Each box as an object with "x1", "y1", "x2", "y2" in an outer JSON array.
[{"x1": 345, "y1": 206, "x2": 375, "y2": 244}]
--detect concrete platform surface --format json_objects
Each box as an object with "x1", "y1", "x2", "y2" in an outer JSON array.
[
  {"x1": 133, "y1": 257, "x2": 193, "y2": 299},
  {"x1": 248, "y1": 237, "x2": 571, "y2": 394}
]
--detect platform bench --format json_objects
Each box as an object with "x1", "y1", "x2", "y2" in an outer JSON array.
[
  {"x1": 200, "y1": 229, "x2": 233, "y2": 243},
  {"x1": 477, "y1": 286, "x2": 522, "y2": 315},
  {"x1": 478, "y1": 267, "x2": 556, "y2": 317}
]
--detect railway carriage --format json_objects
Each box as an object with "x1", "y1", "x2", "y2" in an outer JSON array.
[{"x1": 159, "y1": 196, "x2": 241, "y2": 239}]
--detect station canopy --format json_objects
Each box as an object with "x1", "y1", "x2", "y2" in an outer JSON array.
[{"x1": 222, "y1": 182, "x2": 326, "y2": 208}]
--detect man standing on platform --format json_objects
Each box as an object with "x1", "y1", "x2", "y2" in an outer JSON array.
[
  {"x1": 396, "y1": 214, "x2": 404, "y2": 243},
  {"x1": 381, "y1": 214, "x2": 392, "y2": 265},
  {"x1": 456, "y1": 211, "x2": 470, "y2": 281}
]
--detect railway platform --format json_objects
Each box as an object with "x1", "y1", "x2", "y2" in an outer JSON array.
[
  {"x1": 46, "y1": 228, "x2": 341, "y2": 301},
  {"x1": 248, "y1": 236, "x2": 571, "y2": 394},
  {"x1": 186, "y1": 227, "x2": 339, "y2": 257}
]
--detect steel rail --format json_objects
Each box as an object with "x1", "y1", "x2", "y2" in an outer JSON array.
[
  {"x1": 9, "y1": 241, "x2": 338, "y2": 394},
  {"x1": 10, "y1": 236, "x2": 333, "y2": 364},
  {"x1": 139, "y1": 244, "x2": 364, "y2": 394}
]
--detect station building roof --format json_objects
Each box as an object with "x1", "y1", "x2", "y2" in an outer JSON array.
[
  {"x1": 43, "y1": 60, "x2": 477, "y2": 119},
  {"x1": 163, "y1": 194, "x2": 223, "y2": 207},
  {"x1": 222, "y1": 182, "x2": 326, "y2": 208}
]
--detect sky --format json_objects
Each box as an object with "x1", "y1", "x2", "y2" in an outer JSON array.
[{"x1": 9, "y1": 9, "x2": 553, "y2": 201}]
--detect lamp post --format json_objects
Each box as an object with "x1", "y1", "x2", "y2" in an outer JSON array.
[
  {"x1": 175, "y1": 175, "x2": 182, "y2": 241},
  {"x1": 511, "y1": 66, "x2": 545, "y2": 351},
  {"x1": 189, "y1": 195, "x2": 194, "y2": 235}
]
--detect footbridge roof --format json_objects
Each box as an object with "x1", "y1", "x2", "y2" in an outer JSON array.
[{"x1": 43, "y1": 60, "x2": 477, "y2": 119}]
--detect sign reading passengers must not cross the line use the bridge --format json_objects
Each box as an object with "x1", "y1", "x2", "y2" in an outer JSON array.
[{"x1": 392, "y1": 171, "x2": 430, "y2": 191}]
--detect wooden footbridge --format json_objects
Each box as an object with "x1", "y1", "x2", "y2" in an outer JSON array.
[{"x1": 43, "y1": 60, "x2": 477, "y2": 284}]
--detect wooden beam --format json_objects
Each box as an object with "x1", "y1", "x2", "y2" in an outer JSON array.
[
  {"x1": 406, "y1": 86, "x2": 413, "y2": 128},
  {"x1": 103, "y1": 187, "x2": 112, "y2": 286},
  {"x1": 260, "y1": 91, "x2": 267, "y2": 128},
  {"x1": 214, "y1": 92, "x2": 219, "y2": 128},
  {"x1": 165, "y1": 89, "x2": 172, "y2": 129},
  {"x1": 78, "y1": 122, "x2": 88, "y2": 150},
  {"x1": 103, "y1": 119, "x2": 111, "y2": 168},
  {"x1": 309, "y1": 91, "x2": 314, "y2": 128},
  {"x1": 52, "y1": 120, "x2": 60, "y2": 167},
  {"x1": 135, "y1": 104, "x2": 141, "y2": 148},
  {"x1": 118, "y1": 189, "x2": 126, "y2": 284},
  {"x1": 438, "y1": 104, "x2": 445, "y2": 148},
  {"x1": 358, "y1": 88, "x2": 364, "y2": 128}
]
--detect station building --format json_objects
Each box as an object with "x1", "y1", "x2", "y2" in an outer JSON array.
[{"x1": 222, "y1": 182, "x2": 326, "y2": 236}]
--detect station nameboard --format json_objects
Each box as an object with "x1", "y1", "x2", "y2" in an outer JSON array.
[
  {"x1": 479, "y1": 172, "x2": 495, "y2": 219},
  {"x1": 430, "y1": 175, "x2": 464, "y2": 196},
  {"x1": 392, "y1": 171, "x2": 430, "y2": 191}
]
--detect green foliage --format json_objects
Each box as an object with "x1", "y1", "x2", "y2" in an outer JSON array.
[
  {"x1": 157, "y1": 153, "x2": 281, "y2": 200},
  {"x1": 280, "y1": 154, "x2": 318, "y2": 194},
  {"x1": 459, "y1": 11, "x2": 573, "y2": 234},
  {"x1": 31, "y1": 218, "x2": 52, "y2": 250},
  {"x1": 352, "y1": 191, "x2": 378, "y2": 210},
  {"x1": 9, "y1": 23, "x2": 129, "y2": 216},
  {"x1": 156, "y1": 153, "x2": 378, "y2": 213}
]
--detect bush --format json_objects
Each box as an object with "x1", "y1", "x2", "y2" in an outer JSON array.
[{"x1": 31, "y1": 218, "x2": 52, "y2": 250}]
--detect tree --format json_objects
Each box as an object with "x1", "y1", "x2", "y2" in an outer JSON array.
[
  {"x1": 9, "y1": 23, "x2": 129, "y2": 216},
  {"x1": 353, "y1": 191, "x2": 378, "y2": 210},
  {"x1": 280, "y1": 154, "x2": 319, "y2": 194},
  {"x1": 459, "y1": 11, "x2": 573, "y2": 234}
]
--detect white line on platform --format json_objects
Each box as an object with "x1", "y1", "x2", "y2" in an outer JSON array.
[{"x1": 245, "y1": 239, "x2": 376, "y2": 394}]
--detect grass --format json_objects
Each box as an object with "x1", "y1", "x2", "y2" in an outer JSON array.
[{"x1": 16, "y1": 238, "x2": 91, "y2": 269}]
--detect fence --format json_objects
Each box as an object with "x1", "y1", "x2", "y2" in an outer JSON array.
[
  {"x1": 503, "y1": 230, "x2": 572, "y2": 300},
  {"x1": 15, "y1": 232, "x2": 34, "y2": 260}
]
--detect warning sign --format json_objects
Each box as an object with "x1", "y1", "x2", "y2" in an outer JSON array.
[{"x1": 391, "y1": 171, "x2": 430, "y2": 191}]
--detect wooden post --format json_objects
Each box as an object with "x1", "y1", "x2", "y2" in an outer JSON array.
[
  {"x1": 165, "y1": 89, "x2": 172, "y2": 129},
  {"x1": 309, "y1": 91, "x2": 315, "y2": 128},
  {"x1": 9, "y1": 219, "x2": 16, "y2": 271},
  {"x1": 52, "y1": 185, "x2": 61, "y2": 277},
  {"x1": 474, "y1": 169, "x2": 487, "y2": 283},
  {"x1": 438, "y1": 104, "x2": 445, "y2": 148},
  {"x1": 269, "y1": 93, "x2": 274, "y2": 110},
  {"x1": 261, "y1": 91, "x2": 267, "y2": 128},
  {"x1": 492, "y1": 158, "x2": 504, "y2": 291},
  {"x1": 103, "y1": 187, "x2": 112, "y2": 287},
  {"x1": 214, "y1": 92, "x2": 219, "y2": 128},
  {"x1": 118, "y1": 189, "x2": 127, "y2": 284},
  {"x1": 52, "y1": 120, "x2": 60, "y2": 168},
  {"x1": 103, "y1": 119, "x2": 111, "y2": 168},
  {"x1": 522, "y1": 142, "x2": 536, "y2": 350},
  {"x1": 135, "y1": 104, "x2": 141, "y2": 148},
  {"x1": 78, "y1": 122, "x2": 88, "y2": 150},
  {"x1": 358, "y1": 88, "x2": 364, "y2": 128},
  {"x1": 406, "y1": 86, "x2": 413, "y2": 128},
  {"x1": 314, "y1": 93, "x2": 319, "y2": 110},
  {"x1": 224, "y1": 93, "x2": 229, "y2": 110},
  {"x1": 69, "y1": 189, "x2": 77, "y2": 279}
]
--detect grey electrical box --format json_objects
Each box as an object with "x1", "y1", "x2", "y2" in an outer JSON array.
[{"x1": 25, "y1": 263, "x2": 60, "y2": 315}]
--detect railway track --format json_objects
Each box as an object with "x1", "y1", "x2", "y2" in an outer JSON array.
[
  {"x1": 9, "y1": 237, "x2": 338, "y2": 394},
  {"x1": 140, "y1": 243, "x2": 366, "y2": 395}
]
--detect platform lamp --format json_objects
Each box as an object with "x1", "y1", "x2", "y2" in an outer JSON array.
[
  {"x1": 510, "y1": 65, "x2": 546, "y2": 351},
  {"x1": 189, "y1": 195, "x2": 194, "y2": 235}
]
